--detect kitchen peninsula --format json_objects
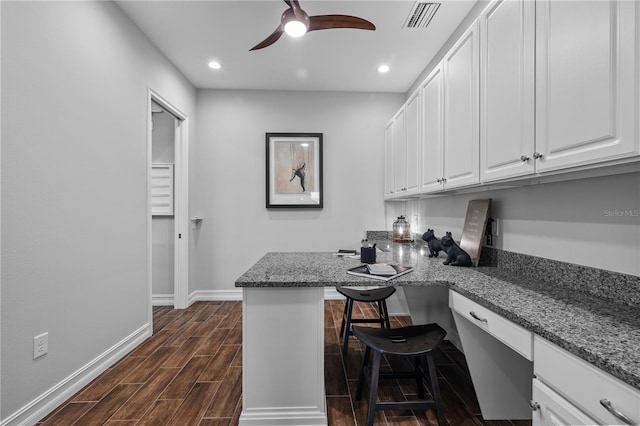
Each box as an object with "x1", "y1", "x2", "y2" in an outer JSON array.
[{"x1": 236, "y1": 243, "x2": 640, "y2": 426}]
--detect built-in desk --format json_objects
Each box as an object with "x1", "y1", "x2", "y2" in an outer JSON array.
[{"x1": 235, "y1": 249, "x2": 640, "y2": 425}]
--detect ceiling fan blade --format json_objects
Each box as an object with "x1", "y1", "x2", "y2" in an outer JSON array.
[
  {"x1": 308, "y1": 15, "x2": 376, "y2": 32},
  {"x1": 250, "y1": 25, "x2": 284, "y2": 51}
]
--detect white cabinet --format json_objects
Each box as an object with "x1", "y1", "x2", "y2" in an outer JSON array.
[
  {"x1": 449, "y1": 292, "x2": 534, "y2": 420},
  {"x1": 482, "y1": 0, "x2": 638, "y2": 181},
  {"x1": 404, "y1": 90, "x2": 421, "y2": 196},
  {"x1": 420, "y1": 21, "x2": 480, "y2": 194},
  {"x1": 442, "y1": 20, "x2": 480, "y2": 190},
  {"x1": 392, "y1": 108, "x2": 407, "y2": 195},
  {"x1": 532, "y1": 379, "x2": 598, "y2": 426},
  {"x1": 534, "y1": 335, "x2": 640, "y2": 426},
  {"x1": 385, "y1": 90, "x2": 421, "y2": 199},
  {"x1": 420, "y1": 64, "x2": 445, "y2": 193},
  {"x1": 479, "y1": 0, "x2": 535, "y2": 182},
  {"x1": 450, "y1": 291, "x2": 533, "y2": 360},
  {"x1": 535, "y1": 0, "x2": 639, "y2": 172},
  {"x1": 384, "y1": 121, "x2": 394, "y2": 199},
  {"x1": 385, "y1": 0, "x2": 638, "y2": 199},
  {"x1": 450, "y1": 291, "x2": 640, "y2": 425}
]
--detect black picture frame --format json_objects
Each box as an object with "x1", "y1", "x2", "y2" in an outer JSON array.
[{"x1": 266, "y1": 133, "x2": 323, "y2": 208}]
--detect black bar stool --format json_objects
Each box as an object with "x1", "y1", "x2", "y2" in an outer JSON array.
[
  {"x1": 336, "y1": 286, "x2": 396, "y2": 356},
  {"x1": 353, "y1": 323, "x2": 447, "y2": 426}
]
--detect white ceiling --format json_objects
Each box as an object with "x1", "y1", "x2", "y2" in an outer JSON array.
[{"x1": 116, "y1": 0, "x2": 477, "y2": 93}]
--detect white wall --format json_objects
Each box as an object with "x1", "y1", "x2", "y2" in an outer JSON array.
[
  {"x1": 1, "y1": 1, "x2": 196, "y2": 422},
  {"x1": 386, "y1": 172, "x2": 640, "y2": 276},
  {"x1": 152, "y1": 111, "x2": 175, "y2": 299},
  {"x1": 191, "y1": 90, "x2": 405, "y2": 295}
]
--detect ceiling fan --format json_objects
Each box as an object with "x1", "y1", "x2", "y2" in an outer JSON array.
[{"x1": 250, "y1": 0, "x2": 376, "y2": 51}]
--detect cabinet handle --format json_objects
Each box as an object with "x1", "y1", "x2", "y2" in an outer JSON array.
[
  {"x1": 529, "y1": 400, "x2": 540, "y2": 411},
  {"x1": 533, "y1": 152, "x2": 543, "y2": 159},
  {"x1": 469, "y1": 311, "x2": 488, "y2": 323},
  {"x1": 520, "y1": 155, "x2": 530, "y2": 162},
  {"x1": 441, "y1": 177, "x2": 447, "y2": 183},
  {"x1": 436, "y1": 178, "x2": 441, "y2": 183},
  {"x1": 599, "y1": 399, "x2": 637, "y2": 425}
]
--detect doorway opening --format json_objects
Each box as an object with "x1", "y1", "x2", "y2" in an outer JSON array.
[
  {"x1": 151, "y1": 102, "x2": 176, "y2": 306},
  {"x1": 147, "y1": 89, "x2": 189, "y2": 331}
]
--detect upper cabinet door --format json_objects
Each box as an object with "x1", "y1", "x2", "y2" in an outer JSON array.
[
  {"x1": 392, "y1": 109, "x2": 407, "y2": 194},
  {"x1": 384, "y1": 121, "x2": 395, "y2": 199},
  {"x1": 443, "y1": 21, "x2": 480, "y2": 189},
  {"x1": 535, "y1": 0, "x2": 639, "y2": 172},
  {"x1": 404, "y1": 90, "x2": 421, "y2": 195},
  {"x1": 420, "y1": 64, "x2": 445, "y2": 193},
  {"x1": 480, "y1": 0, "x2": 535, "y2": 182}
]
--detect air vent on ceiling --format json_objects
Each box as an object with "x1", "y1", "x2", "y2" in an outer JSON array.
[{"x1": 403, "y1": 2, "x2": 441, "y2": 29}]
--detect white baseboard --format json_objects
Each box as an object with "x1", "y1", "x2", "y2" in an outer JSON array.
[
  {"x1": 239, "y1": 408, "x2": 328, "y2": 425},
  {"x1": 187, "y1": 288, "x2": 344, "y2": 303},
  {"x1": 188, "y1": 289, "x2": 243, "y2": 304},
  {"x1": 172, "y1": 288, "x2": 408, "y2": 315},
  {"x1": 152, "y1": 294, "x2": 174, "y2": 306},
  {"x1": 324, "y1": 287, "x2": 342, "y2": 300},
  {"x1": 1, "y1": 323, "x2": 151, "y2": 426}
]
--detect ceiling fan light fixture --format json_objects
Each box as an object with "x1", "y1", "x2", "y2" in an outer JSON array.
[
  {"x1": 208, "y1": 61, "x2": 222, "y2": 70},
  {"x1": 284, "y1": 19, "x2": 308, "y2": 37},
  {"x1": 250, "y1": 0, "x2": 375, "y2": 51}
]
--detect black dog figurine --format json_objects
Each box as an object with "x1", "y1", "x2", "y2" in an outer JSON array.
[
  {"x1": 421, "y1": 229, "x2": 442, "y2": 258},
  {"x1": 440, "y1": 232, "x2": 472, "y2": 267}
]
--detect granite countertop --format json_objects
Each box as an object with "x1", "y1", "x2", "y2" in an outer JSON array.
[{"x1": 235, "y1": 247, "x2": 640, "y2": 392}]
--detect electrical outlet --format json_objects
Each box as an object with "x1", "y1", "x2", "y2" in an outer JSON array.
[{"x1": 33, "y1": 332, "x2": 48, "y2": 359}]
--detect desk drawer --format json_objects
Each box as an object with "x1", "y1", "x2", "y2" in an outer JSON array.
[
  {"x1": 449, "y1": 291, "x2": 533, "y2": 360},
  {"x1": 535, "y1": 336, "x2": 640, "y2": 425}
]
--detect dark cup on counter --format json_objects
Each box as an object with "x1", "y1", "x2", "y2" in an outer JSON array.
[{"x1": 361, "y1": 246, "x2": 376, "y2": 264}]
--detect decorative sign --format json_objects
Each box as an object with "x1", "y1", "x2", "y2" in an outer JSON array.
[{"x1": 460, "y1": 199, "x2": 491, "y2": 266}]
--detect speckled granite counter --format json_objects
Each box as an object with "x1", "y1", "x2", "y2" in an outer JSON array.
[{"x1": 236, "y1": 246, "x2": 640, "y2": 392}]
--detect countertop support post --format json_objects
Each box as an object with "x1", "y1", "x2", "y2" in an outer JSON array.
[{"x1": 240, "y1": 286, "x2": 328, "y2": 425}]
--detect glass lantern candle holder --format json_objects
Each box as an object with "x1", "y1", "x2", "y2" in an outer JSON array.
[{"x1": 393, "y1": 215, "x2": 413, "y2": 243}]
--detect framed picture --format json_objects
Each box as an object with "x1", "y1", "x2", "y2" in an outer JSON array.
[{"x1": 266, "y1": 133, "x2": 323, "y2": 208}]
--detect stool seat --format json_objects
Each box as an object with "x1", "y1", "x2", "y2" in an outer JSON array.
[
  {"x1": 336, "y1": 286, "x2": 396, "y2": 356},
  {"x1": 353, "y1": 323, "x2": 447, "y2": 426},
  {"x1": 336, "y1": 286, "x2": 396, "y2": 303},
  {"x1": 352, "y1": 323, "x2": 446, "y2": 356}
]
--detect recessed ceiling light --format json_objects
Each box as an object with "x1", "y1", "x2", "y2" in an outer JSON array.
[
  {"x1": 378, "y1": 65, "x2": 390, "y2": 73},
  {"x1": 208, "y1": 61, "x2": 222, "y2": 70}
]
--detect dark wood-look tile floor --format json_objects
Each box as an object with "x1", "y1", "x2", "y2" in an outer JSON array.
[{"x1": 37, "y1": 300, "x2": 532, "y2": 425}]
